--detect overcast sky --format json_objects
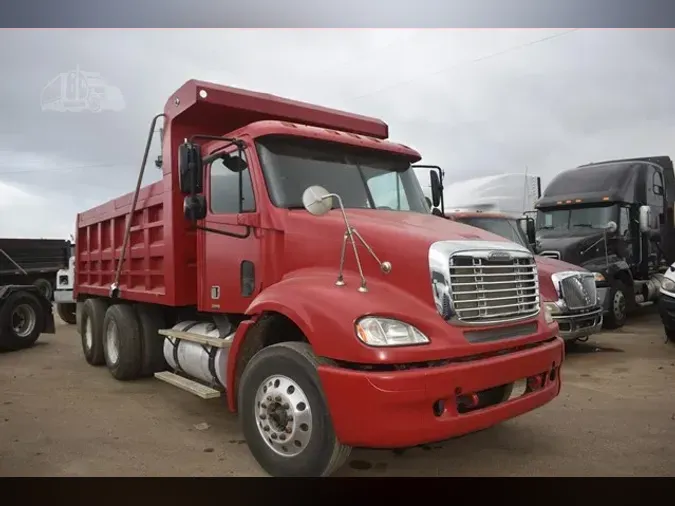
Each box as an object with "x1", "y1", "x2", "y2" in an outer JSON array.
[{"x1": 1, "y1": 29, "x2": 674, "y2": 239}]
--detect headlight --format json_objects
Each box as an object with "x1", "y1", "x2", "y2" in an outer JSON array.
[
  {"x1": 593, "y1": 272, "x2": 605, "y2": 282},
  {"x1": 662, "y1": 278, "x2": 675, "y2": 293},
  {"x1": 543, "y1": 303, "x2": 557, "y2": 324},
  {"x1": 355, "y1": 317, "x2": 430, "y2": 347}
]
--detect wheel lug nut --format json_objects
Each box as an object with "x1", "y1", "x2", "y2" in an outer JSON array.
[
  {"x1": 275, "y1": 396, "x2": 282, "y2": 402},
  {"x1": 282, "y1": 403, "x2": 289, "y2": 409},
  {"x1": 267, "y1": 396, "x2": 272, "y2": 402},
  {"x1": 263, "y1": 426, "x2": 270, "y2": 432},
  {"x1": 287, "y1": 416, "x2": 293, "y2": 422},
  {"x1": 261, "y1": 403, "x2": 267, "y2": 409},
  {"x1": 260, "y1": 414, "x2": 267, "y2": 420},
  {"x1": 279, "y1": 434, "x2": 286, "y2": 441},
  {"x1": 285, "y1": 427, "x2": 292, "y2": 434},
  {"x1": 271, "y1": 433, "x2": 278, "y2": 440}
]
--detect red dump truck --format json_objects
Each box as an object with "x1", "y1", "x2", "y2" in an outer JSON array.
[{"x1": 74, "y1": 80, "x2": 564, "y2": 477}]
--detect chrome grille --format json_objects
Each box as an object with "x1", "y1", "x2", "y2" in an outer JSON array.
[
  {"x1": 560, "y1": 274, "x2": 597, "y2": 310},
  {"x1": 540, "y1": 250, "x2": 561, "y2": 260},
  {"x1": 448, "y1": 253, "x2": 540, "y2": 324}
]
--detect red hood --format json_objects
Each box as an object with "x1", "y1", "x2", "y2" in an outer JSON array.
[
  {"x1": 281, "y1": 209, "x2": 521, "y2": 304},
  {"x1": 535, "y1": 254, "x2": 589, "y2": 302}
]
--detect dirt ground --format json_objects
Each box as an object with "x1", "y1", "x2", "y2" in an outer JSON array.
[{"x1": 1, "y1": 307, "x2": 674, "y2": 477}]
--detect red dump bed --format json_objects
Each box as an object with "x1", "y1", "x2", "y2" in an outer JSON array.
[{"x1": 75, "y1": 80, "x2": 391, "y2": 306}]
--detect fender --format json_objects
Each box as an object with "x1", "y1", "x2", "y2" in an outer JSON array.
[{"x1": 224, "y1": 268, "x2": 442, "y2": 411}]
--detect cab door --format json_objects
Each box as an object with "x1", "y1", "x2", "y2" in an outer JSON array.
[{"x1": 197, "y1": 144, "x2": 262, "y2": 314}]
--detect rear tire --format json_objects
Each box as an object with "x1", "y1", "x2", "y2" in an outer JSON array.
[
  {"x1": 56, "y1": 302, "x2": 77, "y2": 325},
  {"x1": 32, "y1": 278, "x2": 53, "y2": 302},
  {"x1": 78, "y1": 298, "x2": 108, "y2": 366},
  {"x1": 102, "y1": 304, "x2": 143, "y2": 381},
  {"x1": 134, "y1": 304, "x2": 167, "y2": 377},
  {"x1": 603, "y1": 280, "x2": 627, "y2": 330},
  {"x1": 0, "y1": 291, "x2": 44, "y2": 351},
  {"x1": 238, "y1": 341, "x2": 351, "y2": 477}
]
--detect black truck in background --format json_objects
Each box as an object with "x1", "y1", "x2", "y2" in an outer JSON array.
[
  {"x1": 0, "y1": 238, "x2": 63, "y2": 350},
  {"x1": 533, "y1": 156, "x2": 675, "y2": 329}
]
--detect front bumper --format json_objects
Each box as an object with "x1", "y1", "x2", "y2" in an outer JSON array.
[
  {"x1": 553, "y1": 307, "x2": 603, "y2": 341},
  {"x1": 657, "y1": 292, "x2": 675, "y2": 331},
  {"x1": 54, "y1": 289, "x2": 74, "y2": 304},
  {"x1": 318, "y1": 336, "x2": 564, "y2": 449}
]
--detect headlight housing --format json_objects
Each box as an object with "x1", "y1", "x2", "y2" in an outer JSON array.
[
  {"x1": 355, "y1": 317, "x2": 430, "y2": 347},
  {"x1": 661, "y1": 277, "x2": 675, "y2": 293},
  {"x1": 593, "y1": 272, "x2": 605, "y2": 282}
]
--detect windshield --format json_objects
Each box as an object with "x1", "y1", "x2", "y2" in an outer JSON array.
[
  {"x1": 456, "y1": 217, "x2": 529, "y2": 249},
  {"x1": 536, "y1": 205, "x2": 618, "y2": 231},
  {"x1": 255, "y1": 135, "x2": 429, "y2": 213}
]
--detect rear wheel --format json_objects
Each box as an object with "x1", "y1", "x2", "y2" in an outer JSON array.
[
  {"x1": 32, "y1": 278, "x2": 53, "y2": 302},
  {"x1": 102, "y1": 304, "x2": 143, "y2": 381},
  {"x1": 0, "y1": 291, "x2": 44, "y2": 351},
  {"x1": 238, "y1": 341, "x2": 351, "y2": 477},
  {"x1": 56, "y1": 302, "x2": 77, "y2": 325},
  {"x1": 78, "y1": 298, "x2": 108, "y2": 366},
  {"x1": 134, "y1": 304, "x2": 167, "y2": 377},
  {"x1": 603, "y1": 280, "x2": 627, "y2": 330}
]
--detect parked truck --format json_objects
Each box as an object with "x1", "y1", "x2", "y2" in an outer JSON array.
[
  {"x1": 534, "y1": 156, "x2": 675, "y2": 329},
  {"x1": 419, "y1": 170, "x2": 603, "y2": 343},
  {"x1": 0, "y1": 238, "x2": 62, "y2": 349},
  {"x1": 74, "y1": 80, "x2": 564, "y2": 477},
  {"x1": 54, "y1": 245, "x2": 77, "y2": 324}
]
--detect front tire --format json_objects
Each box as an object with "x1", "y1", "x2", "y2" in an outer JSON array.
[
  {"x1": 32, "y1": 278, "x2": 53, "y2": 302},
  {"x1": 56, "y1": 302, "x2": 77, "y2": 325},
  {"x1": 238, "y1": 342, "x2": 351, "y2": 477},
  {"x1": 0, "y1": 291, "x2": 44, "y2": 351},
  {"x1": 603, "y1": 280, "x2": 627, "y2": 330}
]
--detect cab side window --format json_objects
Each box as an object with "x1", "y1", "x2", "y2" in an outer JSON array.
[{"x1": 210, "y1": 150, "x2": 255, "y2": 214}]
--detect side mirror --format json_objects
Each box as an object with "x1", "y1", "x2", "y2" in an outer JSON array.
[
  {"x1": 183, "y1": 195, "x2": 206, "y2": 221},
  {"x1": 638, "y1": 205, "x2": 651, "y2": 233},
  {"x1": 424, "y1": 196, "x2": 433, "y2": 209},
  {"x1": 302, "y1": 186, "x2": 333, "y2": 216},
  {"x1": 605, "y1": 220, "x2": 618, "y2": 234},
  {"x1": 178, "y1": 141, "x2": 204, "y2": 195},
  {"x1": 429, "y1": 171, "x2": 442, "y2": 208},
  {"x1": 525, "y1": 217, "x2": 536, "y2": 245}
]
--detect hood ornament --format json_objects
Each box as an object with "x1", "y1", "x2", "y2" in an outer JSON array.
[{"x1": 302, "y1": 185, "x2": 392, "y2": 293}]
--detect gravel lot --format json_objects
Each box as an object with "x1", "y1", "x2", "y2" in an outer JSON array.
[{"x1": 1, "y1": 307, "x2": 674, "y2": 477}]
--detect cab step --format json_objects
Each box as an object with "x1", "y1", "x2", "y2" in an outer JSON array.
[
  {"x1": 158, "y1": 329, "x2": 229, "y2": 348},
  {"x1": 154, "y1": 371, "x2": 222, "y2": 399}
]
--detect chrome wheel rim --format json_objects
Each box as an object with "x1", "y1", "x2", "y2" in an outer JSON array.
[
  {"x1": 11, "y1": 304, "x2": 36, "y2": 338},
  {"x1": 613, "y1": 290, "x2": 626, "y2": 321},
  {"x1": 254, "y1": 375, "x2": 312, "y2": 457},
  {"x1": 105, "y1": 319, "x2": 120, "y2": 364}
]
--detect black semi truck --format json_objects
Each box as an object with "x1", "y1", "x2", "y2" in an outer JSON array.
[
  {"x1": 0, "y1": 238, "x2": 63, "y2": 350},
  {"x1": 534, "y1": 156, "x2": 675, "y2": 329}
]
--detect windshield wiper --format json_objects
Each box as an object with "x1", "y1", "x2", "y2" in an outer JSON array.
[
  {"x1": 573, "y1": 223, "x2": 594, "y2": 228},
  {"x1": 539, "y1": 225, "x2": 554, "y2": 230}
]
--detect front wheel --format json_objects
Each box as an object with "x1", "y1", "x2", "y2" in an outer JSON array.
[
  {"x1": 238, "y1": 342, "x2": 351, "y2": 477},
  {"x1": 603, "y1": 281, "x2": 627, "y2": 330},
  {"x1": 56, "y1": 303, "x2": 77, "y2": 325}
]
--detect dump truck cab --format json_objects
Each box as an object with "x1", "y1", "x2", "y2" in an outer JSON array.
[
  {"x1": 445, "y1": 210, "x2": 603, "y2": 343},
  {"x1": 74, "y1": 80, "x2": 564, "y2": 477}
]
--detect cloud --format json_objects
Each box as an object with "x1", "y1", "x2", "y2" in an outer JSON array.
[{"x1": 0, "y1": 29, "x2": 674, "y2": 237}]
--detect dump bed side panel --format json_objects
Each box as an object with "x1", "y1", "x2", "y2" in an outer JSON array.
[{"x1": 75, "y1": 178, "x2": 197, "y2": 307}]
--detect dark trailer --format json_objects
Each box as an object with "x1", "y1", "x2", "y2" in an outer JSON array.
[
  {"x1": 534, "y1": 156, "x2": 675, "y2": 329},
  {"x1": 0, "y1": 238, "x2": 63, "y2": 351}
]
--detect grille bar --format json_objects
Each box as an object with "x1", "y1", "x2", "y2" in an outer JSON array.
[{"x1": 448, "y1": 253, "x2": 540, "y2": 324}]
